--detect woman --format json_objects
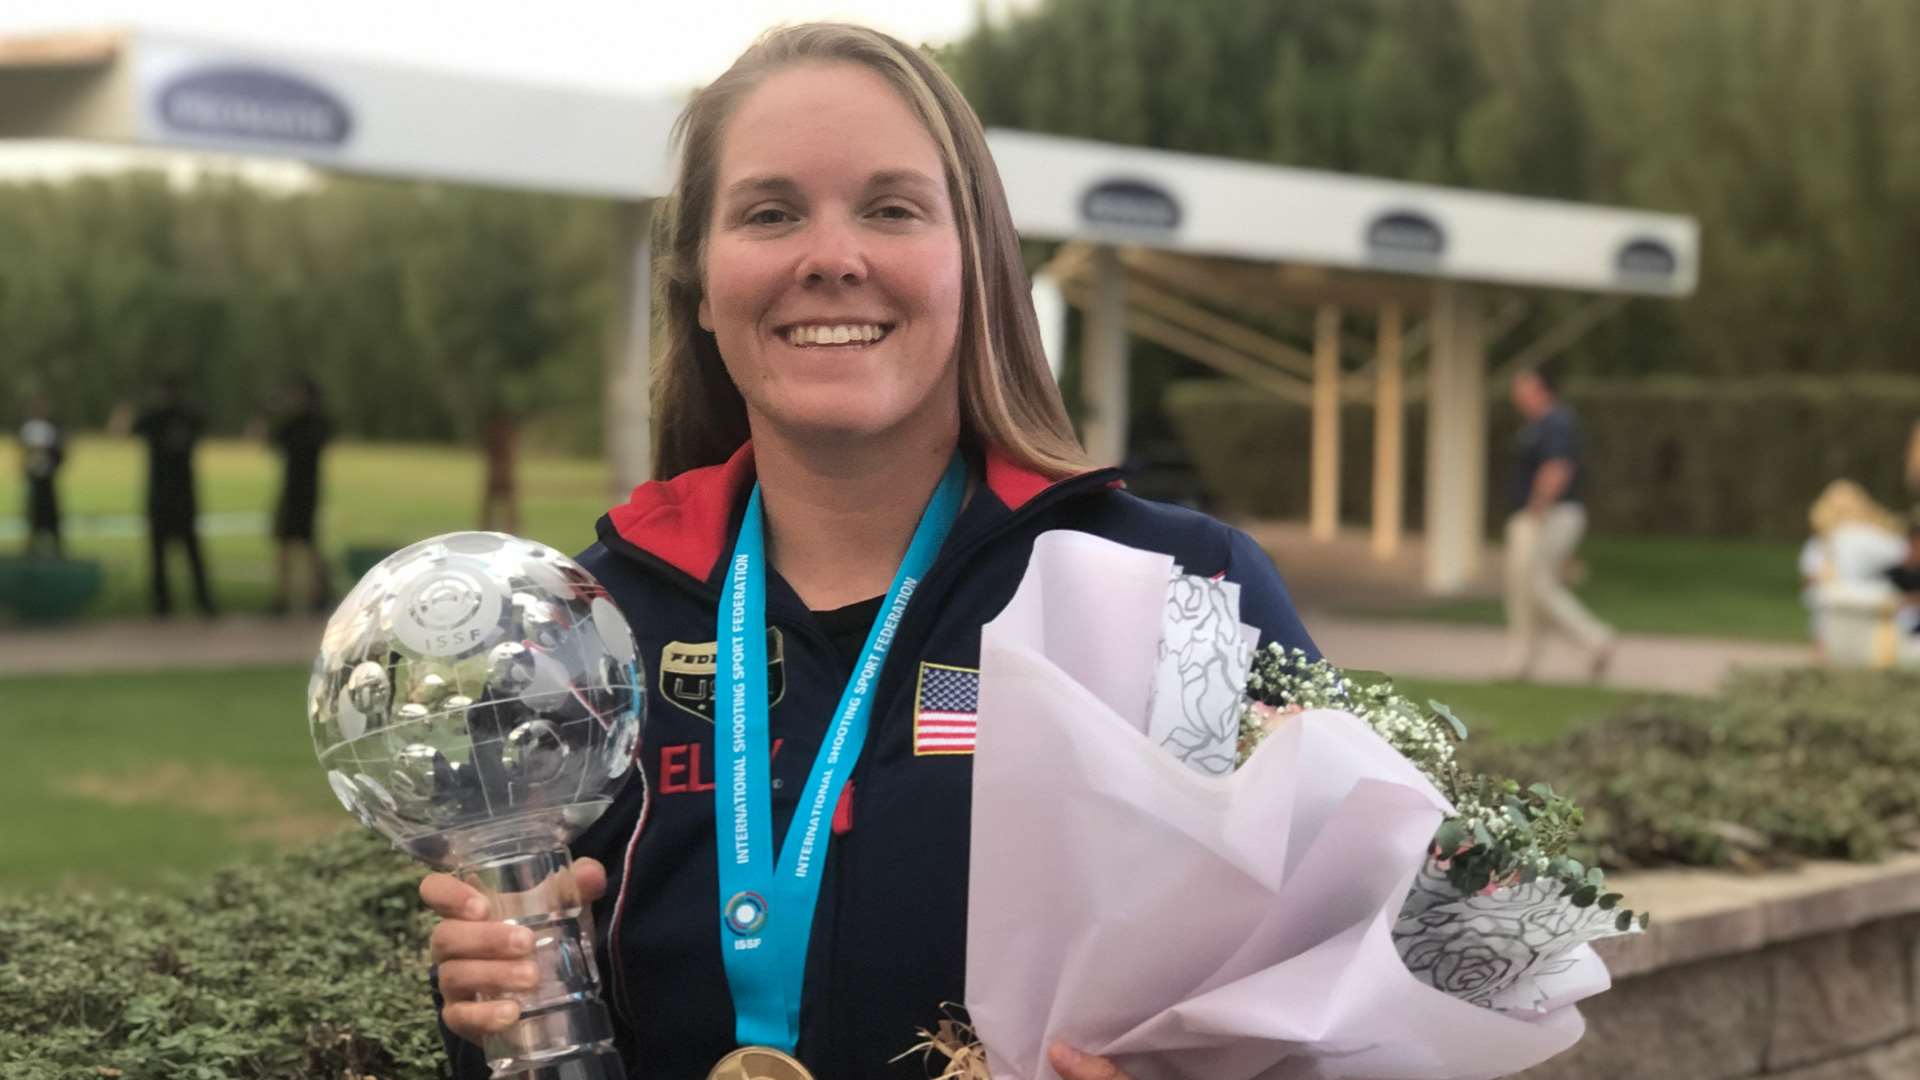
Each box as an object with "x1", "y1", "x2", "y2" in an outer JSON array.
[{"x1": 421, "y1": 23, "x2": 1317, "y2": 1080}]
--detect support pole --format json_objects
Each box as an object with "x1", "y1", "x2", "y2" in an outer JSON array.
[
  {"x1": 1372, "y1": 302, "x2": 1405, "y2": 560},
  {"x1": 1310, "y1": 304, "x2": 1342, "y2": 542},
  {"x1": 1079, "y1": 246, "x2": 1129, "y2": 467},
  {"x1": 1423, "y1": 284, "x2": 1487, "y2": 594},
  {"x1": 1030, "y1": 269, "x2": 1069, "y2": 383},
  {"x1": 605, "y1": 199, "x2": 655, "y2": 496},
  {"x1": 1458, "y1": 297, "x2": 1487, "y2": 585}
]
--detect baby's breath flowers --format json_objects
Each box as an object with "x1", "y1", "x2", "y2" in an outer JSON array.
[{"x1": 1241, "y1": 646, "x2": 1647, "y2": 932}]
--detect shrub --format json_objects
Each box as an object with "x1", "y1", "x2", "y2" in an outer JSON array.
[
  {"x1": 1461, "y1": 668, "x2": 1920, "y2": 871},
  {"x1": 0, "y1": 831, "x2": 442, "y2": 1079},
  {"x1": 4, "y1": 670, "x2": 1913, "y2": 1075}
]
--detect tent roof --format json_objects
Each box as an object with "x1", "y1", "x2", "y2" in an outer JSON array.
[{"x1": 0, "y1": 25, "x2": 1696, "y2": 296}]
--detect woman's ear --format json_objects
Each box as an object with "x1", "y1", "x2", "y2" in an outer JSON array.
[{"x1": 697, "y1": 296, "x2": 714, "y2": 333}]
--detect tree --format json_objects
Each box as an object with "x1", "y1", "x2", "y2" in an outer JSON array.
[{"x1": 942, "y1": 0, "x2": 1920, "y2": 379}]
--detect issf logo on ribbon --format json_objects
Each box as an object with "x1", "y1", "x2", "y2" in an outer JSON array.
[{"x1": 725, "y1": 890, "x2": 768, "y2": 942}]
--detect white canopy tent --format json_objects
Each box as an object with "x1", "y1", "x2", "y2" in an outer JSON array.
[{"x1": 0, "y1": 25, "x2": 1699, "y2": 593}]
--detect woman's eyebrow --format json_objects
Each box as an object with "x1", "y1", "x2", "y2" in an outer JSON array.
[
  {"x1": 722, "y1": 175, "x2": 801, "y2": 202},
  {"x1": 720, "y1": 169, "x2": 944, "y2": 203},
  {"x1": 865, "y1": 168, "x2": 942, "y2": 197}
]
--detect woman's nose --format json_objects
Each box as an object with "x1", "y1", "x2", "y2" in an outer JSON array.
[{"x1": 796, "y1": 220, "x2": 867, "y2": 287}]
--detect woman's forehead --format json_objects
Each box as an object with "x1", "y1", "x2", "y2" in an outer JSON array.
[{"x1": 717, "y1": 63, "x2": 946, "y2": 189}]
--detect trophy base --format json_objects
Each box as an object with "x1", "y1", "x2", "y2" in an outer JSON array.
[
  {"x1": 487, "y1": 994, "x2": 625, "y2": 1079},
  {"x1": 493, "y1": 1042, "x2": 624, "y2": 1080},
  {"x1": 466, "y1": 848, "x2": 629, "y2": 1080}
]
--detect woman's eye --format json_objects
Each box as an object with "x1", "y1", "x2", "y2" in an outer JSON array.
[
  {"x1": 746, "y1": 207, "x2": 791, "y2": 226},
  {"x1": 872, "y1": 204, "x2": 916, "y2": 221}
]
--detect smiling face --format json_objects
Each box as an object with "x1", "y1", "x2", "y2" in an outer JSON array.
[{"x1": 697, "y1": 61, "x2": 965, "y2": 449}]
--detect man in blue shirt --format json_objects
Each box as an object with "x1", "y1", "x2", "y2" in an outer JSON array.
[{"x1": 1504, "y1": 366, "x2": 1614, "y2": 681}]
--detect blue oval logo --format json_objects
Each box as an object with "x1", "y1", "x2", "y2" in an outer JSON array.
[
  {"x1": 1616, "y1": 237, "x2": 1678, "y2": 280},
  {"x1": 1080, "y1": 178, "x2": 1182, "y2": 232},
  {"x1": 1365, "y1": 209, "x2": 1446, "y2": 263},
  {"x1": 158, "y1": 65, "x2": 353, "y2": 146}
]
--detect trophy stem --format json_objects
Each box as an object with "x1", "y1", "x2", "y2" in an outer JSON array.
[{"x1": 457, "y1": 846, "x2": 626, "y2": 1080}]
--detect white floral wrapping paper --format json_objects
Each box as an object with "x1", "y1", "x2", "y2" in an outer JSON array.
[{"x1": 964, "y1": 531, "x2": 1613, "y2": 1080}]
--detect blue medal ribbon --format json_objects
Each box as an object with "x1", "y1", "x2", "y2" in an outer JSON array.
[{"x1": 715, "y1": 454, "x2": 966, "y2": 1052}]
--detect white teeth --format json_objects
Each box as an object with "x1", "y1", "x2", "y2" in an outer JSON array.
[{"x1": 785, "y1": 324, "x2": 887, "y2": 346}]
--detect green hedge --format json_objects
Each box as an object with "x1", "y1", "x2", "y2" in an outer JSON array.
[
  {"x1": 0, "y1": 832, "x2": 442, "y2": 1079},
  {"x1": 1165, "y1": 375, "x2": 1920, "y2": 540},
  {"x1": 1463, "y1": 667, "x2": 1920, "y2": 871},
  {"x1": 3, "y1": 668, "x2": 1915, "y2": 1074}
]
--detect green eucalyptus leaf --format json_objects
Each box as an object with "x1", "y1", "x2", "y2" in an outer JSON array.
[{"x1": 1428, "y1": 700, "x2": 1470, "y2": 741}]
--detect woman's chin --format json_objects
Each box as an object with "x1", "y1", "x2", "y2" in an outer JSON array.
[
  {"x1": 748, "y1": 380, "x2": 960, "y2": 451},
  {"x1": 779, "y1": 416, "x2": 898, "y2": 446},
  {"x1": 759, "y1": 406, "x2": 948, "y2": 452}
]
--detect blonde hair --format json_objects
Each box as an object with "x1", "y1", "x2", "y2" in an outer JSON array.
[
  {"x1": 649, "y1": 22, "x2": 1087, "y2": 480},
  {"x1": 1809, "y1": 479, "x2": 1901, "y2": 535}
]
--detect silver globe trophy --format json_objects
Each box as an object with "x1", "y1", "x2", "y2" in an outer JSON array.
[{"x1": 308, "y1": 532, "x2": 645, "y2": 1079}]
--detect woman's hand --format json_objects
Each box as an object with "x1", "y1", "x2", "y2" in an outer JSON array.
[
  {"x1": 420, "y1": 857, "x2": 608, "y2": 1045},
  {"x1": 1048, "y1": 1041, "x2": 1134, "y2": 1080}
]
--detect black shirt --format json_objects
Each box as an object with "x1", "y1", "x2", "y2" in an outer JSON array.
[
  {"x1": 133, "y1": 403, "x2": 205, "y2": 528},
  {"x1": 1512, "y1": 404, "x2": 1584, "y2": 512},
  {"x1": 811, "y1": 596, "x2": 886, "y2": 673},
  {"x1": 274, "y1": 409, "x2": 332, "y2": 506}
]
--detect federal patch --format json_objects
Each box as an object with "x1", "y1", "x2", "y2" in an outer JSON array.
[
  {"x1": 659, "y1": 630, "x2": 785, "y2": 723},
  {"x1": 913, "y1": 661, "x2": 979, "y2": 756}
]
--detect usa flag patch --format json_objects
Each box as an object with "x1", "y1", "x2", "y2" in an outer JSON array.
[{"x1": 913, "y1": 662, "x2": 978, "y2": 756}]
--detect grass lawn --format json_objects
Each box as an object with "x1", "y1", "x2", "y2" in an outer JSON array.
[
  {"x1": 1384, "y1": 676, "x2": 1644, "y2": 745},
  {"x1": 0, "y1": 436, "x2": 613, "y2": 618},
  {"x1": 0, "y1": 665, "x2": 350, "y2": 895},
  {"x1": 7, "y1": 439, "x2": 1810, "y2": 641},
  {"x1": 1344, "y1": 533, "x2": 1808, "y2": 642},
  {"x1": 0, "y1": 662, "x2": 1642, "y2": 895}
]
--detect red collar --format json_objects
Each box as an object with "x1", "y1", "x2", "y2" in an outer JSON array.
[{"x1": 604, "y1": 442, "x2": 1068, "y2": 582}]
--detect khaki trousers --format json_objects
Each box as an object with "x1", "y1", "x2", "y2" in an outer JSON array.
[{"x1": 1504, "y1": 504, "x2": 1613, "y2": 671}]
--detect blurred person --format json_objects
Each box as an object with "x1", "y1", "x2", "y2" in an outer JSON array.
[
  {"x1": 133, "y1": 375, "x2": 216, "y2": 617},
  {"x1": 1906, "y1": 419, "x2": 1920, "y2": 500},
  {"x1": 267, "y1": 375, "x2": 333, "y2": 614},
  {"x1": 1886, "y1": 520, "x2": 1920, "y2": 640},
  {"x1": 1800, "y1": 479, "x2": 1906, "y2": 665},
  {"x1": 1503, "y1": 366, "x2": 1614, "y2": 681},
  {"x1": 1800, "y1": 480, "x2": 1906, "y2": 589},
  {"x1": 414, "y1": 23, "x2": 1316, "y2": 1080},
  {"x1": 18, "y1": 393, "x2": 66, "y2": 558},
  {"x1": 477, "y1": 407, "x2": 519, "y2": 535}
]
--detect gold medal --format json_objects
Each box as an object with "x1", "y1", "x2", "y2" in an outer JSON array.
[{"x1": 707, "y1": 1046, "x2": 815, "y2": 1080}]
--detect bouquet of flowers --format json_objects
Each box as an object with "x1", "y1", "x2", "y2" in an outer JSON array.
[{"x1": 915, "y1": 532, "x2": 1644, "y2": 1080}]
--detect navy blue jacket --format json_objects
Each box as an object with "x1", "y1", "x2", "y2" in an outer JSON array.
[{"x1": 441, "y1": 444, "x2": 1317, "y2": 1079}]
